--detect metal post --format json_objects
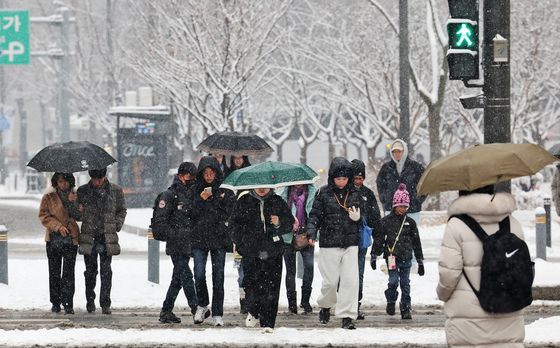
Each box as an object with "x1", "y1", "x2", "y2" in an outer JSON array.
[
  {"x1": 0, "y1": 225, "x2": 8, "y2": 285},
  {"x1": 58, "y1": 8, "x2": 71, "y2": 142},
  {"x1": 16, "y1": 98, "x2": 27, "y2": 173},
  {"x1": 147, "y1": 229, "x2": 159, "y2": 284},
  {"x1": 535, "y1": 207, "x2": 546, "y2": 260},
  {"x1": 544, "y1": 197, "x2": 552, "y2": 247},
  {"x1": 483, "y1": 0, "x2": 510, "y2": 191},
  {"x1": 398, "y1": 0, "x2": 410, "y2": 147}
]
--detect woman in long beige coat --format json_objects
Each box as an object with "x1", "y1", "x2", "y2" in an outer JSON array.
[
  {"x1": 39, "y1": 172, "x2": 81, "y2": 315},
  {"x1": 437, "y1": 186, "x2": 525, "y2": 348}
]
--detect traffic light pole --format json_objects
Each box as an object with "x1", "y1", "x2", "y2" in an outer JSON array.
[
  {"x1": 482, "y1": 0, "x2": 510, "y2": 145},
  {"x1": 398, "y1": 0, "x2": 410, "y2": 147}
]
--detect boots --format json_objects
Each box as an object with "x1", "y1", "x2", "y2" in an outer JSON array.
[
  {"x1": 239, "y1": 298, "x2": 248, "y2": 314},
  {"x1": 386, "y1": 302, "x2": 396, "y2": 316},
  {"x1": 401, "y1": 304, "x2": 412, "y2": 320},
  {"x1": 342, "y1": 317, "x2": 356, "y2": 330},
  {"x1": 288, "y1": 291, "x2": 298, "y2": 314},
  {"x1": 357, "y1": 302, "x2": 365, "y2": 320},
  {"x1": 319, "y1": 308, "x2": 330, "y2": 324},
  {"x1": 300, "y1": 288, "x2": 313, "y2": 314}
]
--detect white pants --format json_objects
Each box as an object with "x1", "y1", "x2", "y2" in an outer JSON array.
[{"x1": 317, "y1": 246, "x2": 359, "y2": 319}]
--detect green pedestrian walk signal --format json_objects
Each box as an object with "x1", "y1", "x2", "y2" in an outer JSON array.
[
  {"x1": 0, "y1": 10, "x2": 30, "y2": 65},
  {"x1": 446, "y1": 0, "x2": 479, "y2": 81}
]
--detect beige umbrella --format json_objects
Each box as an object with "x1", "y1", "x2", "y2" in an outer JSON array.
[{"x1": 417, "y1": 143, "x2": 557, "y2": 195}]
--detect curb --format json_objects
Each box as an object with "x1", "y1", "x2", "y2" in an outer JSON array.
[{"x1": 533, "y1": 286, "x2": 560, "y2": 301}]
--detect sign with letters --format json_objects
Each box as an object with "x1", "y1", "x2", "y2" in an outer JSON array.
[{"x1": 0, "y1": 10, "x2": 29, "y2": 65}]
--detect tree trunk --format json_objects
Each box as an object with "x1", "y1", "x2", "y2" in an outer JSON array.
[
  {"x1": 428, "y1": 105, "x2": 442, "y2": 210},
  {"x1": 276, "y1": 143, "x2": 283, "y2": 162},
  {"x1": 299, "y1": 141, "x2": 307, "y2": 165}
]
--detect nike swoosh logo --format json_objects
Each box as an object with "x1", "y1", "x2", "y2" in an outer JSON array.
[{"x1": 505, "y1": 249, "x2": 519, "y2": 258}]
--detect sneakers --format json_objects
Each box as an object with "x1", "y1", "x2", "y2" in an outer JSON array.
[
  {"x1": 101, "y1": 307, "x2": 112, "y2": 315},
  {"x1": 342, "y1": 317, "x2": 356, "y2": 330},
  {"x1": 213, "y1": 316, "x2": 224, "y2": 326},
  {"x1": 318, "y1": 308, "x2": 330, "y2": 324},
  {"x1": 239, "y1": 298, "x2": 248, "y2": 314},
  {"x1": 386, "y1": 302, "x2": 396, "y2": 316},
  {"x1": 63, "y1": 306, "x2": 74, "y2": 315},
  {"x1": 194, "y1": 306, "x2": 211, "y2": 324},
  {"x1": 261, "y1": 327, "x2": 274, "y2": 334},
  {"x1": 159, "y1": 311, "x2": 181, "y2": 324},
  {"x1": 245, "y1": 313, "x2": 258, "y2": 328},
  {"x1": 51, "y1": 304, "x2": 61, "y2": 313},
  {"x1": 86, "y1": 302, "x2": 96, "y2": 313}
]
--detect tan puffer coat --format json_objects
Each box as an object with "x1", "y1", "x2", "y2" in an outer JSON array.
[{"x1": 437, "y1": 192, "x2": 525, "y2": 348}]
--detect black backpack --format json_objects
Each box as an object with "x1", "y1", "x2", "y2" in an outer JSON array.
[
  {"x1": 149, "y1": 191, "x2": 177, "y2": 242},
  {"x1": 451, "y1": 214, "x2": 534, "y2": 313}
]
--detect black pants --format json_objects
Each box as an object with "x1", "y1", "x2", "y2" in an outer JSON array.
[
  {"x1": 242, "y1": 253, "x2": 283, "y2": 328},
  {"x1": 46, "y1": 242, "x2": 78, "y2": 308},
  {"x1": 283, "y1": 244, "x2": 314, "y2": 295},
  {"x1": 162, "y1": 254, "x2": 198, "y2": 313},
  {"x1": 84, "y1": 242, "x2": 113, "y2": 308}
]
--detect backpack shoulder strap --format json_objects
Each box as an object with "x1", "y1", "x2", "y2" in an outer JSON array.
[
  {"x1": 449, "y1": 214, "x2": 488, "y2": 242},
  {"x1": 498, "y1": 216, "x2": 510, "y2": 234}
]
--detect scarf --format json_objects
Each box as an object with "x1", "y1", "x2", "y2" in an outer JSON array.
[
  {"x1": 288, "y1": 186, "x2": 308, "y2": 228},
  {"x1": 249, "y1": 190, "x2": 274, "y2": 233}
]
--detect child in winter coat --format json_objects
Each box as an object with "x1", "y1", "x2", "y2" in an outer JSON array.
[{"x1": 371, "y1": 183, "x2": 424, "y2": 320}]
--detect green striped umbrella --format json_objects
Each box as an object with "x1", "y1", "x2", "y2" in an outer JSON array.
[{"x1": 221, "y1": 161, "x2": 319, "y2": 190}]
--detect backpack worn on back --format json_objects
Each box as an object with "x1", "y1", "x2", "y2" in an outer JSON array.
[
  {"x1": 149, "y1": 191, "x2": 177, "y2": 241},
  {"x1": 450, "y1": 214, "x2": 534, "y2": 313}
]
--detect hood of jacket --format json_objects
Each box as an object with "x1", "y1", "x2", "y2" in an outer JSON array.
[
  {"x1": 196, "y1": 156, "x2": 223, "y2": 188},
  {"x1": 328, "y1": 157, "x2": 354, "y2": 189},
  {"x1": 351, "y1": 159, "x2": 366, "y2": 178},
  {"x1": 447, "y1": 192, "x2": 516, "y2": 224},
  {"x1": 390, "y1": 139, "x2": 409, "y2": 175}
]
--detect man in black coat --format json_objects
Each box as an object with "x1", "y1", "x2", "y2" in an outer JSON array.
[
  {"x1": 190, "y1": 156, "x2": 235, "y2": 326},
  {"x1": 307, "y1": 157, "x2": 364, "y2": 330},
  {"x1": 376, "y1": 139, "x2": 425, "y2": 223},
  {"x1": 151, "y1": 162, "x2": 198, "y2": 324},
  {"x1": 351, "y1": 159, "x2": 382, "y2": 320},
  {"x1": 229, "y1": 188, "x2": 294, "y2": 331}
]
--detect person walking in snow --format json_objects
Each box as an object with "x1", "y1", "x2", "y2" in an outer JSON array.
[
  {"x1": 228, "y1": 154, "x2": 251, "y2": 314},
  {"x1": 307, "y1": 157, "x2": 364, "y2": 330},
  {"x1": 77, "y1": 167, "x2": 127, "y2": 315},
  {"x1": 189, "y1": 156, "x2": 235, "y2": 326},
  {"x1": 39, "y1": 172, "x2": 81, "y2": 315},
  {"x1": 350, "y1": 159, "x2": 382, "y2": 320},
  {"x1": 229, "y1": 187, "x2": 294, "y2": 332},
  {"x1": 280, "y1": 183, "x2": 317, "y2": 315},
  {"x1": 437, "y1": 185, "x2": 525, "y2": 347},
  {"x1": 152, "y1": 162, "x2": 199, "y2": 324},
  {"x1": 371, "y1": 184, "x2": 424, "y2": 320},
  {"x1": 376, "y1": 139, "x2": 425, "y2": 223}
]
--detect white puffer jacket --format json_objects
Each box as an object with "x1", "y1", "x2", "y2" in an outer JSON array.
[{"x1": 437, "y1": 192, "x2": 525, "y2": 348}]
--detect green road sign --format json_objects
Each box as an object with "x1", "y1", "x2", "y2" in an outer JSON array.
[
  {"x1": 0, "y1": 10, "x2": 29, "y2": 65},
  {"x1": 447, "y1": 19, "x2": 478, "y2": 50}
]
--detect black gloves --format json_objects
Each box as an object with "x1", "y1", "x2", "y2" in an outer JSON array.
[
  {"x1": 370, "y1": 255, "x2": 376, "y2": 270},
  {"x1": 417, "y1": 261, "x2": 425, "y2": 276}
]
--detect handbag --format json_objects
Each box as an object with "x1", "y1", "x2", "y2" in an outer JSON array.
[
  {"x1": 292, "y1": 232, "x2": 309, "y2": 251},
  {"x1": 359, "y1": 217, "x2": 373, "y2": 249},
  {"x1": 50, "y1": 231, "x2": 73, "y2": 249}
]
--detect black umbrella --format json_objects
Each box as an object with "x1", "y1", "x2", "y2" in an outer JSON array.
[
  {"x1": 549, "y1": 143, "x2": 560, "y2": 159},
  {"x1": 27, "y1": 141, "x2": 116, "y2": 173},
  {"x1": 196, "y1": 131, "x2": 273, "y2": 156}
]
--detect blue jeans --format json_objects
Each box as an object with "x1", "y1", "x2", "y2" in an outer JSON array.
[
  {"x1": 358, "y1": 247, "x2": 367, "y2": 302},
  {"x1": 162, "y1": 254, "x2": 198, "y2": 313},
  {"x1": 193, "y1": 248, "x2": 226, "y2": 317},
  {"x1": 283, "y1": 244, "x2": 314, "y2": 295},
  {"x1": 385, "y1": 258, "x2": 412, "y2": 309}
]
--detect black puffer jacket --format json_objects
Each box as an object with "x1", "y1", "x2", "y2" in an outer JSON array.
[
  {"x1": 376, "y1": 157, "x2": 425, "y2": 213},
  {"x1": 372, "y1": 212, "x2": 423, "y2": 262},
  {"x1": 189, "y1": 156, "x2": 236, "y2": 251},
  {"x1": 306, "y1": 157, "x2": 363, "y2": 248},
  {"x1": 150, "y1": 176, "x2": 194, "y2": 256},
  {"x1": 229, "y1": 190, "x2": 294, "y2": 259},
  {"x1": 351, "y1": 159, "x2": 382, "y2": 233}
]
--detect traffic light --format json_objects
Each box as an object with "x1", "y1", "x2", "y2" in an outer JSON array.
[{"x1": 446, "y1": 0, "x2": 479, "y2": 80}]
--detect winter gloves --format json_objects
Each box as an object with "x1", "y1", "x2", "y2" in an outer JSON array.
[
  {"x1": 370, "y1": 254, "x2": 376, "y2": 270},
  {"x1": 348, "y1": 206, "x2": 361, "y2": 222},
  {"x1": 417, "y1": 260, "x2": 425, "y2": 276}
]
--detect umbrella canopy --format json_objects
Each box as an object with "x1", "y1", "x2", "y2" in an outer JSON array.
[
  {"x1": 27, "y1": 141, "x2": 116, "y2": 173},
  {"x1": 417, "y1": 143, "x2": 557, "y2": 195},
  {"x1": 197, "y1": 131, "x2": 273, "y2": 156},
  {"x1": 221, "y1": 161, "x2": 319, "y2": 190},
  {"x1": 548, "y1": 143, "x2": 560, "y2": 159}
]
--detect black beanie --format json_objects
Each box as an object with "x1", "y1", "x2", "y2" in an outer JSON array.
[{"x1": 88, "y1": 168, "x2": 107, "y2": 178}]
